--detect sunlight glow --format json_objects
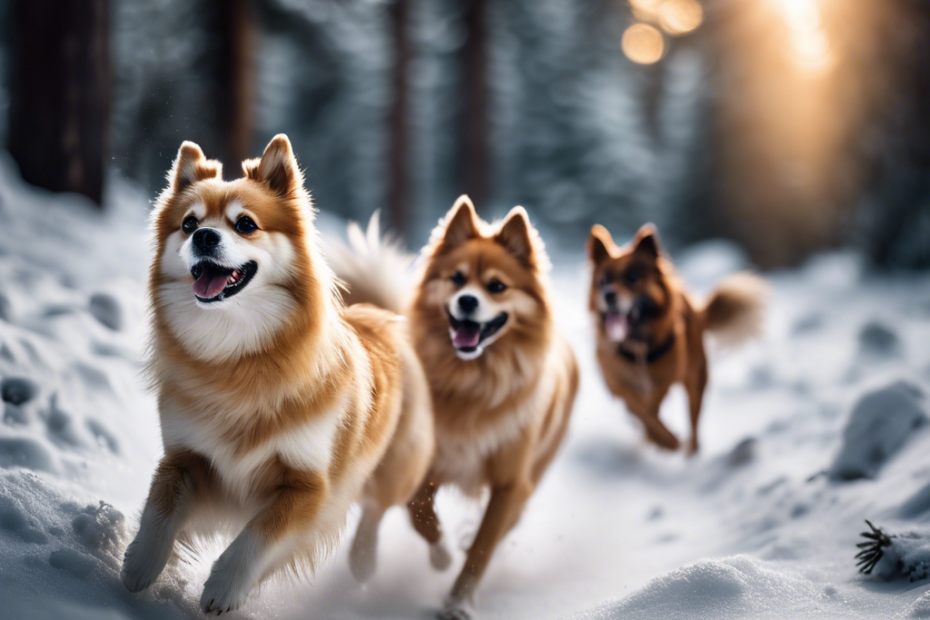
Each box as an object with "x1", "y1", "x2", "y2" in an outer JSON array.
[
  {"x1": 622, "y1": 23, "x2": 665, "y2": 65},
  {"x1": 773, "y1": 0, "x2": 831, "y2": 71}
]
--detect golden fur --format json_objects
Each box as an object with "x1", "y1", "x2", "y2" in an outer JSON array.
[
  {"x1": 333, "y1": 196, "x2": 579, "y2": 619},
  {"x1": 588, "y1": 223, "x2": 767, "y2": 454},
  {"x1": 120, "y1": 135, "x2": 434, "y2": 614}
]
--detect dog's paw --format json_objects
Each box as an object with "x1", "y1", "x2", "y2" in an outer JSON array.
[
  {"x1": 349, "y1": 535, "x2": 378, "y2": 583},
  {"x1": 120, "y1": 533, "x2": 172, "y2": 593},
  {"x1": 429, "y1": 540, "x2": 452, "y2": 571},
  {"x1": 686, "y1": 437, "x2": 700, "y2": 457},
  {"x1": 200, "y1": 555, "x2": 254, "y2": 614},
  {"x1": 437, "y1": 601, "x2": 475, "y2": 620},
  {"x1": 646, "y1": 427, "x2": 680, "y2": 451},
  {"x1": 439, "y1": 593, "x2": 476, "y2": 620}
]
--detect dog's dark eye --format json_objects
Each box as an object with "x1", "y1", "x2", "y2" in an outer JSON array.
[
  {"x1": 600, "y1": 272, "x2": 612, "y2": 287},
  {"x1": 450, "y1": 271, "x2": 466, "y2": 286},
  {"x1": 633, "y1": 296, "x2": 661, "y2": 320},
  {"x1": 623, "y1": 269, "x2": 640, "y2": 285},
  {"x1": 182, "y1": 216, "x2": 198, "y2": 234},
  {"x1": 486, "y1": 280, "x2": 507, "y2": 294},
  {"x1": 235, "y1": 216, "x2": 258, "y2": 234}
]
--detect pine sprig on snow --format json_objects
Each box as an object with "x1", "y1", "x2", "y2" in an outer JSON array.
[
  {"x1": 856, "y1": 520, "x2": 892, "y2": 575},
  {"x1": 857, "y1": 520, "x2": 930, "y2": 582}
]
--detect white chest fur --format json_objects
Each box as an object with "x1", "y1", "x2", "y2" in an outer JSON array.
[
  {"x1": 159, "y1": 397, "x2": 346, "y2": 504},
  {"x1": 434, "y1": 370, "x2": 557, "y2": 495}
]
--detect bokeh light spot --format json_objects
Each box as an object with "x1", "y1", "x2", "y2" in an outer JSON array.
[
  {"x1": 659, "y1": 0, "x2": 704, "y2": 35},
  {"x1": 622, "y1": 23, "x2": 665, "y2": 65}
]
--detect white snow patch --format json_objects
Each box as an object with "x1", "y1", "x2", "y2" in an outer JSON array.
[{"x1": 570, "y1": 555, "x2": 887, "y2": 620}]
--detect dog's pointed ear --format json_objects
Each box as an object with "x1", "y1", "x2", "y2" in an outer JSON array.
[
  {"x1": 253, "y1": 134, "x2": 303, "y2": 197},
  {"x1": 241, "y1": 157, "x2": 261, "y2": 181},
  {"x1": 495, "y1": 206, "x2": 535, "y2": 266},
  {"x1": 588, "y1": 224, "x2": 614, "y2": 265},
  {"x1": 170, "y1": 141, "x2": 222, "y2": 192},
  {"x1": 633, "y1": 223, "x2": 661, "y2": 260},
  {"x1": 437, "y1": 195, "x2": 480, "y2": 253}
]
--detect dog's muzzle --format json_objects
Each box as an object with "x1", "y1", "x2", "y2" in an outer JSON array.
[
  {"x1": 191, "y1": 260, "x2": 258, "y2": 303},
  {"x1": 448, "y1": 311, "x2": 508, "y2": 355}
]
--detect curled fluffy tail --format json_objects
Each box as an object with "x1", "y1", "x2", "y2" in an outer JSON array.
[
  {"x1": 701, "y1": 272, "x2": 768, "y2": 348},
  {"x1": 325, "y1": 211, "x2": 412, "y2": 315}
]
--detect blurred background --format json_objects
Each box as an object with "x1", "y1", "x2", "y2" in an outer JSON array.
[{"x1": 1, "y1": 0, "x2": 929, "y2": 268}]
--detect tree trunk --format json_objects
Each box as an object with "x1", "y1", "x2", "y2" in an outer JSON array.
[
  {"x1": 861, "y1": 0, "x2": 930, "y2": 268},
  {"x1": 217, "y1": 0, "x2": 256, "y2": 175},
  {"x1": 461, "y1": 0, "x2": 489, "y2": 209},
  {"x1": 387, "y1": 0, "x2": 410, "y2": 237},
  {"x1": 7, "y1": 0, "x2": 110, "y2": 206}
]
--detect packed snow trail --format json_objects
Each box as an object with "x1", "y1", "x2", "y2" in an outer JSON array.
[{"x1": 1, "y1": 155, "x2": 930, "y2": 619}]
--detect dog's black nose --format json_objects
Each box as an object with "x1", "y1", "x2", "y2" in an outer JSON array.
[
  {"x1": 604, "y1": 290, "x2": 617, "y2": 307},
  {"x1": 193, "y1": 228, "x2": 221, "y2": 252},
  {"x1": 458, "y1": 295, "x2": 479, "y2": 314}
]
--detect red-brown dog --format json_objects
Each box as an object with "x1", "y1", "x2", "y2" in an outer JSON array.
[{"x1": 588, "y1": 223, "x2": 767, "y2": 454}]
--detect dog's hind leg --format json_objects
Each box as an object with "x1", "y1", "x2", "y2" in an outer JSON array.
[
  {"x1": 408, "y1": 475, "x2": 453, "y2": 570},
  {"x1": 349, "y1": 501, "x2": 386, "y2": 583},
  {"x1": 685, "y1": 358, "x2": 708, "y2": 456}
]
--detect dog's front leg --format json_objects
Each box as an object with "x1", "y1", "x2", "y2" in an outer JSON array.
[
  {"x1": 200, "y1": 469, "x2": 327, "y2": 615},
  {"x1": 441, "y1": 479, "x2": 535, "y2": 620},
  {"x1": 635, "y1": 401, "x2": 680, "y2": 451},
  {"x1": 122, "y1": 450, "x2": 216, "y2": 592}
]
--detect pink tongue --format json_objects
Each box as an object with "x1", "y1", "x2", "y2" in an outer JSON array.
[
  {"x1": 605, "y1": 313, "x2": 628, "y2": 343},
  {"x1": 453, "y1": 326, "x2": 481, "y2": 348},
  {"x1": 193, "y1": 272, "x2": 228, "y2": 299}
]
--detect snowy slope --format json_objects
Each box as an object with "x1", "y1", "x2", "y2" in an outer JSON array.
[{"x1": 1, "y1": 155, "x2": 930, "y2": 620}]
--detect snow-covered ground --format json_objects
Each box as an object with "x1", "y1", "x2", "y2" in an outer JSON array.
[{"x1": 2, "y1": 154, "x2": 930, "y2": 620}]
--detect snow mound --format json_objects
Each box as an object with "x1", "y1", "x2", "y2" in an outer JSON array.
[
  {"x1": 872, "y1": 529, "x2": 930, "y2": 582},
  {"x1": 828, "y1": 381, "x2": 926, "y2": 481},
  {"x1": 0, "y1": 471, "x2": 126, "y2": 568},
  {"x1": 0, "y1": 470, "x2": 197, "y2": 620},
  {"x1": 900, "y1": 481, "x2": 930, "y2": 520},
  {"x1": 675, "y1": 239, "x2": 750, "y2": 290},
  {"x1": 858, "y1": 321, "x2": 901, "y2": 358},
  {"x1": 569, "y1": 556, "x2": 858, "y2": 620},
  {"x1": 2, "y1": 376, "x2": 40, "y2": 405},
  {"x1": 908, "y1": 590, "x2": 930, "y2": 618},
  {"x1": 88, "y1": 292, "x2": 124, "y2": 332},
  {"x1": 799, "y1": 250, "x2": 865, "y2": 291}
]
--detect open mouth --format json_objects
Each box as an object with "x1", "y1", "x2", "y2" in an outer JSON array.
[
  {"x1": 601, "y1": 311, "x2": 629, "y2": 343},
  {"x1": 448, "y1": 312, "x2": 509, "y2": 355},
  {"x1": 191, "y1": 260, "x2": 257, "y2": 303}
]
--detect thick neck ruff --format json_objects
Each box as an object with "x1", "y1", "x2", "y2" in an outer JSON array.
[{"x1": 617, "y1": 331, "x2": 676, "y2": 364}]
